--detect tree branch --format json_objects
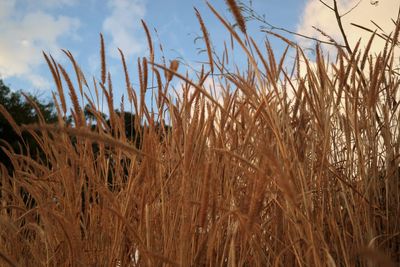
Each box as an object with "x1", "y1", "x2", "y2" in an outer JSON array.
[
  {"x1": 319, "y1": 0, "x2": 334, "y2": 12},
  {"x1": 333, "y1": 0, "x2": 353, "y2": 54}
]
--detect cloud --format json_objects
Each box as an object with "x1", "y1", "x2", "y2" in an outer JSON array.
[
  {"x1": 26, "y1": 0, "x2": 80, "y2": 9},
  {"x1": 25, "y1": 73, "x2": 52, "y2": 89},
  {"x1": 103, "y1": 0, "x2": 146, "y2": 58},
  {"x1": 0, "y1": 0, "x2": 16, "y2": 20},
  {"x1": 297, "y1": 0, "x2": 399, "y2": 56},
  {"x1": 0, "y1": 0, "x2": 80, "y2": 89}
]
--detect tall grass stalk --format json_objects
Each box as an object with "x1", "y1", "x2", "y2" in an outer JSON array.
[{"x1": 0, "y1": 3, "x2": 399, "y2": 266}]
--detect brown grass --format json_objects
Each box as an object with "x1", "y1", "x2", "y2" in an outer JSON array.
[
  {"x1": 100, "y1": 33, "x2": 106, "y2": 85},
  {"x1": 141, "y1": 20, "x2": 154, "y2": 64},
  {"x1": 0, "y1": 3, "x2": 399, "y2": 267},
  {"x1": 195, "y1": 7, "x2": 214, "y2": 73},
  {"x1": 225, "y1": 0, "x2": 247, "y2": 34}
]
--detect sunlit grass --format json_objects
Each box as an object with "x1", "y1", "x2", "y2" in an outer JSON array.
[{"x1": 0, "y1": 2, "x2": 399, "y2": 266}]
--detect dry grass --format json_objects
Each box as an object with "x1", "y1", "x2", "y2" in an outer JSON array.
[{"x1": 0, "y1": 3, "x2": 399, "y2": 267}]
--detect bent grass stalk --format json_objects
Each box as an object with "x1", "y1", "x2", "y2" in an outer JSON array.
[{"x1": 0, "y1": 2, "x2": 399, "y2": 267}]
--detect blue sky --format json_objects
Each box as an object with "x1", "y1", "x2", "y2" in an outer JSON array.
[
  {"x1": 0, "y1": 0, "x2": 398, "y2": 103},
  {"x1": 0, "y1": 0, "x2": 304, "y2": 94}
]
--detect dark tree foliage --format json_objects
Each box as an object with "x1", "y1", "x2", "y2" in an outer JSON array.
[
  {"x1": 0, "y1": 80, "x2": 58, "y2": 211},
  {"x1": 0, "y1": 79, "x2": 172, "y2": 211},
  {"x1": 0, "y1": 79, "x2": 58, "y2": 173}
]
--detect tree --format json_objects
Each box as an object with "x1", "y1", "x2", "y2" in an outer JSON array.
[{"x1": 0, "y1": 79, "x2": 58, "y2": 173}]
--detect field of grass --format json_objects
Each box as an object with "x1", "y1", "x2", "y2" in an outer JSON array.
[{"x1": 0, "y1": 1, "x2": 399, "y2": 266}]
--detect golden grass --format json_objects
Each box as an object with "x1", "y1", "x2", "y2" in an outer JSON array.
[
  {"x1": 226, "y1": 0, "x2": 247, "y2": 34},
  {"x1": 195, "y1": 7, "x2": 214, "y2": 73},
  {"x1": 0, "y1": 3, "x2": 399, "y2": 267}
]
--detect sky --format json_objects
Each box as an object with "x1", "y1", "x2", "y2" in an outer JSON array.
[{"x1": 0, "y1": 0, "x2": 399, "y2": 104}]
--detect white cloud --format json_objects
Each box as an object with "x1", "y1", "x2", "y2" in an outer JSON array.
[
  {"x1": 0, "y1": 1, "x2": 80, "y2": 89},
  {"x1": 297, "y1": 0, "x2": 399, "y2": 56},
  {"x1": 103, "y1": 0, "x2": 146, "y2": 58},
  {"x1": 26, "y1": 0, "x2": 80, "y2": 9},
  {"x1": 26, "y1": 73, "x2": 52, "y2": 89},
  {"x1": 0, "y1": 0, "x2": 16, "y2": 20},
  {"x1": 87, "y1": 53, "x2": 101, "y2": 76}
]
